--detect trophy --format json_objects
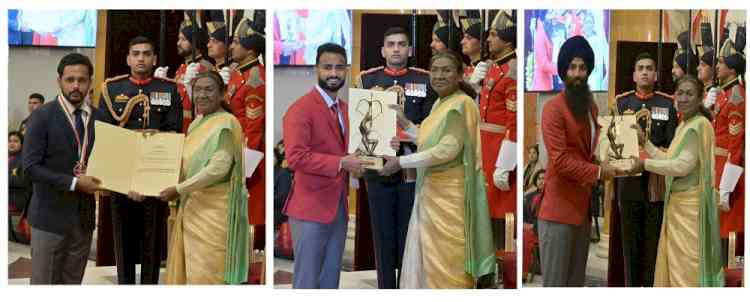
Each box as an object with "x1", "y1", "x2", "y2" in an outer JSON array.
[
  {"x1": 349, "y1": 88, "x2": 398, "y2": 170},
  {"x1": 599, "y1": 111, "x2": 640, "y2": 176}
]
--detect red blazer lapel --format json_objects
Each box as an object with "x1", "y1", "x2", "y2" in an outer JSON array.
[
  {"x1": 560, "y1": 100, "x2": 590, "y2": 156},
  {"x1": 311, "y1": 89, "x2": 346, "y2": 149}
]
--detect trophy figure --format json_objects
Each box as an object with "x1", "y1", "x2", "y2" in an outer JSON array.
[
  {"x1": 385, "y1": 84, "x2": 411, "y2": 141},
  {"x1": 607, "y1": 111, "x2": 625, "y2": 160},
  {"x1": 601, "y1": 111, "x2": 640, "y2": 175},
  {"x1": 356, "y1": 92, "x2": 385, "y2": 170},
  {"x1": 634, "y1": 107, "x2": 652, "y2": 143}
]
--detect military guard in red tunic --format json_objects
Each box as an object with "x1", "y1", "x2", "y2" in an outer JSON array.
[
  {"x1": 471, "y1": 11, "x2": 517, "y2": 252},
  {"x1": 714, "y1": 30, "x2": 745, "y2": 265},
  {"x1": 226, "y1": 14, "x2": 267, "y2": 251},
  {"x1": 460, "y1": 17, "x2": 482, "y2": 82},
  {"x1": 154, "y1": 12, "x2": 213, "y2": 132}
]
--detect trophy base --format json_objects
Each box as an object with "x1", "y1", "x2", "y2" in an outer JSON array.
[
  {"x1": 360, "y1": 156, "x2": 384, "y2": 170},
  {"x1": 610, "y1": 158, "x2": 640, "y2": 177}
]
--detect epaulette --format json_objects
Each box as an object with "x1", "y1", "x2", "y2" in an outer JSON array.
[
  {"x1": 730, "y1": 85, "x2": 744, "y2": 105},
  {"x1": 506, "y1": 58, "x2": 517, "y2": 80},
  {"x1": 356, "y1": 66, "x2": 384, "y2": 88},
  {"x1": 654, "y1": 91, "x2": 674, "y2": 100},
  {"x1": 359, "y1": 66, "x2": 384, "y2": 77},
  {"x1": 615, "y1": 90, "x2": 634, "y2": 101},
  {"x1": 408, "y1": 67, "x2": 429, "y2": 74},
  {"x1": 154, "y1": 76, "x2": 176, "y2": 84},
  {"x1": 246, "y1": 65, "x2": 265, "y2": 89},
  {"x1": 104, "y1": 74, "x2": 129, "y2": 84}
]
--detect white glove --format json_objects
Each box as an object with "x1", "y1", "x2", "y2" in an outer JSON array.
[
  {"x1": 153, "y1": 66, "x2": 169, "y2": 78},
  {"x1": 719, "y1": 190, "x2": 731, "y2": 212},
  {"x1": 469, "y1": 61, "x2": 490, "y2": 85},
  {"x1": 220, "y1": 67, "x2": 232, "y2": 85},
  {"x1": 704, "y1": 87, "x2": 720, "y2": 109},
  {"x1": 493, "y1": 169, "x2": 510, "y2": 191},
  {"x1": 183, "y1": 63, "x2": 200, "y2": 86}
]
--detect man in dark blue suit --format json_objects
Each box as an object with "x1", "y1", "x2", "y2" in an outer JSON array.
[{"x1": 23, "y1": 53, "x2": 105, "y2": 284}]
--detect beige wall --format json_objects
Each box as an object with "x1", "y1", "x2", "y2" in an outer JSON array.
[{"x1": 8, "y1": 46, "x2": 96, "y2": 131}]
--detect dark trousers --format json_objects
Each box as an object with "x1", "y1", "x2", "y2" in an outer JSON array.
[
  {"x1": 30, "y1": 224, "x2": 92, "y2": 284},
  {"x1": 111, "y1": 195, "x2": 167, "y2": 284},
  {"x1": 491, "y1": 218, "x2": 506, "y2": 250},
  {"x1": 364, "y1": 176, "x2": 415, "y2": 289},
  {"x1": 618, "y1": 199, "x2": 663, "y2": 287}
]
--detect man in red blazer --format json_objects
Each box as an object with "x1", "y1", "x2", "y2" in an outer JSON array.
[
  {"x1": 283, "y1": 43, "x2": 366, "y2": 289},
  {"x1": 538, "y1": 36, "x2": 619, "y2": 287}
]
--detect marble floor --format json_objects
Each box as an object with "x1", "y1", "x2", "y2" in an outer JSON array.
[
  {"x1": 273, "y1": 215, "x2": 378, "y2": 289},
  {"x1": 8, "y1": 240, "x2": 167, "y2": 285},
  {"x1": 273, "y1": 215, "x2": 511, "y2": 289},
  {"x1": 524, "y1": 218, "x2": 609, "y2": 287}
]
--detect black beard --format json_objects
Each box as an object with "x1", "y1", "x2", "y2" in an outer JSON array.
[
  {"x1": 563, "y1": 77, "x2": 593, "y2": 120},
  {"x1": 318, "y1": 77, "x2": 345, "y2": 92},
  {"x1": 64, "y1": 90, "x2": 85, "y2": 105},
  {"x1": 177, "y1": 46, "x2": 192, "y2": 58}
]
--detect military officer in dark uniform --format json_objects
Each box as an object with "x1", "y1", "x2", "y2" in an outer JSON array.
[
  {"x1": 355, "y1": 26, "x2": 436, "y2": 289},
  {"x1": 99, "y1": 36, "x2": 182, "y2": 284},
  {"x1": 612, "y1": 52, "x2": 678, "y2": 287}
]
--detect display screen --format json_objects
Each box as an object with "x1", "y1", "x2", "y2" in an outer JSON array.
[
  {"x1": 524, "y1": 10, "x2": 610, "y2": 91},
  {"x1": 273, "y1": 10, "x2": 353, "y2": 66},
  {"x1": 8, "y1": 10, "x2": 97, "y2": 48}
]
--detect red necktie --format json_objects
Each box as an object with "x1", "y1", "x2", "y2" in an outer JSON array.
[{"x1": 330, "y1": 103, "x2": 345, "y2": 141}]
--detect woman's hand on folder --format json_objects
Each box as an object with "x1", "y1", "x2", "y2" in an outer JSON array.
[
  {"x1": 159, "y1": 186, "x2": 179, "y2": 202},
  {"x1": 127, "y1": 191, "x2": 146, "y2": 202}
]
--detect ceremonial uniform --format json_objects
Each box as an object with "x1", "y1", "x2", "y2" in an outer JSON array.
[
  {"x1": 714, "y1": 78, "x2": 745, "y2": 244},
  {"x1": 356, "y1": 65, "x2": 435, "y2": 289},
  {"x1": 174, "y1": 56, "x2": 211, "y2": 132},
  {"x1": 175, "y1": 14, "x2": 210, "y2": 133},
  {"x1": 460, "y1": 17, "x2": 482, "y2": 85},
  {"x1": 99, "y1": 75, "x2": 182, "y2": 284},
  {"x1": 227, "y1": 57, "x2": 266, "y2": 239},
  {"x1": 478, "y1": 51, "x2": 517, "y2": 250},
  {"x1": 613, "y1": 89, "x2": 677, "y2": 287},
  {"x1": 464, "y1": 61, "x2": 479, "y2": 82}
]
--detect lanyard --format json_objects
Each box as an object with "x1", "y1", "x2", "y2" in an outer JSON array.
[{"x1": 57, "y1": 95, "x2": 90, "y2": 163}]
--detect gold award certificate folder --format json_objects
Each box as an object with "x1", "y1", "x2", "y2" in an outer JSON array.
[{"x1": 87, "y1": 121, "x2": 185, "y2": 196}]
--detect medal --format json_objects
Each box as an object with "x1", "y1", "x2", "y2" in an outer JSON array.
[
  {"x1": 74, "y1": 162, "x2": 87, "y2": 177},
  {"x1": 58, "y1": 95, "x2": 90, "y2": 176}
]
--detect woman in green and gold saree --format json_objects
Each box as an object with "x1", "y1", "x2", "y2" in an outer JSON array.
[
  {"x1": 631, "y1": 75, "x2": 723, "y2": 287},
  {"x1": 158, "y1": 71, "x2": 249, "y2": 284},
  {"x1": 380, "y1": 51, "x2": 495, "y2": 288}
]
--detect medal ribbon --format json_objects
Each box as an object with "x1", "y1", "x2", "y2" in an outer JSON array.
[{"x1": 58, "y1": 95, "x2": 90, "y2": 165}]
